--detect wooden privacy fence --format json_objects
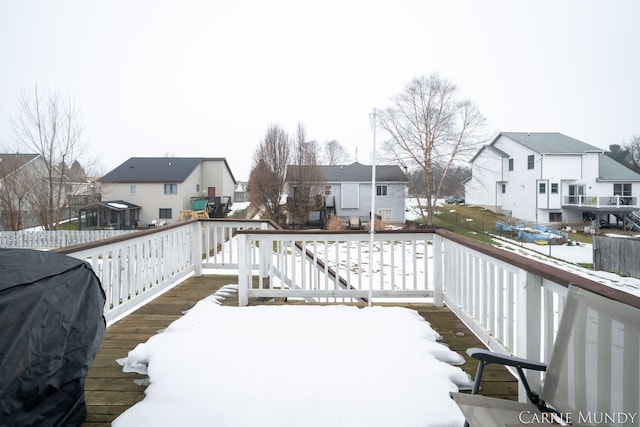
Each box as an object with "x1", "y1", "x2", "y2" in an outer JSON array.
[
  {"x1": 0, "y1": 230, "x2": 135, "y2": 249},
  {"x1": 593, "y1": 234, "x2": 640, "y2": 279}
]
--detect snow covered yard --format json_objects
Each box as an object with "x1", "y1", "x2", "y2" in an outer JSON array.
[{"x1": 113, "y1": 286, "x2": 471, "y2": 427}]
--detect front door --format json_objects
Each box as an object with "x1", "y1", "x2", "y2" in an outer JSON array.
[{"x1": 208, "y1": 187, "x2": 216, "y2": 199}]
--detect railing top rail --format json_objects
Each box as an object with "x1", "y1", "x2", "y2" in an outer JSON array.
[
  {"x1": 436, "y1": 228, "x2": 640, "y2": 309},
  {"x1": 54, "y1": 222, "x2": 188, "y2": 255},
  {"x1": 235, "y1": 228, "x2": 439, "y2": 236},
  {"x1": 200, "y1": 218, "x2": 280, "y2": 229}
]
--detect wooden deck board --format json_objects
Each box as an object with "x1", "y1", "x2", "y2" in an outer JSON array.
[{"x1": 82, "y1": 275, "x2": 517, "y2": 426}]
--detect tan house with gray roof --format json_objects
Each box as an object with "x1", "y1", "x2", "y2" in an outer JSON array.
[{"x1": 99, "y1": 157, "x2": 236, "y2": 226}]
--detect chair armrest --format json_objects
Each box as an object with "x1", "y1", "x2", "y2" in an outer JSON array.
[{"x1": 467, "y1": 348, "x2": 547, "y2": 371}]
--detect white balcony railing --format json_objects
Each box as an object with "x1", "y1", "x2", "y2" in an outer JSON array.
[
  {"x1": 563, "y1": 195, "x2": 639, "y2": 208},
  {"x1": 56, "y1": 219, "x2": 640, "y2": 402}
]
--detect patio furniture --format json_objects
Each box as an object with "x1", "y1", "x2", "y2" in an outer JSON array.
[{"x1": 451, "y1": 283, "x2": 640, "y2": 427}]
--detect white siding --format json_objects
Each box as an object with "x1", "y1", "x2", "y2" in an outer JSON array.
[{"x1": 465, "y1": 147, "x2": 504, "y2": 209}]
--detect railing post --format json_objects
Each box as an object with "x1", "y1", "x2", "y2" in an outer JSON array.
[
  {"x1": 259, "y1": 236, "x2": 271, "y2": 285},
  {"x1": 516, "y1": 270, "x2": 542, "y2": 401},
  {"x1": 433, "y1": 234, "x2": 444, "y2": 307},
  {"x1": 192, "y1": 222, "x2": 203, "y2": 277},
  {"x1": 237, "y1": 233, "x2": 249, "y2": 306}
]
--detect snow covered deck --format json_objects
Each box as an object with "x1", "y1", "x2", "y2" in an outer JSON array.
[
  {"x1": 51, "y1": 219, "x2": 640, "y2": 425},
  {"x1": 81, "y1": 274, "x2": 518, "y2": 426}
]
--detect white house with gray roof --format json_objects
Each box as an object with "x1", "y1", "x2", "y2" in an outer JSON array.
[
  {"x1": 99, "y1": 157, "x2": 236, "y2": 226},
  {"x1": 465, "y1": 132, "x2": 640, "y2": 226},
  {"x1": 286, "y1": 162, "x2": 409, "y2": 225}
]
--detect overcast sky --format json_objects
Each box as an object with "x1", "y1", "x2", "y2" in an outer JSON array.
[{"x1": 1, "y1": 0, "x2": 639, "y2": 181}]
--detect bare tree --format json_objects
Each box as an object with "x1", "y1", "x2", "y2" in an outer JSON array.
[
  {"x1": 0, "y1": 154, "x2": 38, "y2": 230},
  {"x1": 11, "y1": 87, "x2": 87, "y2": 230},
  {"x1": 625, "y1": 135, "x2": 640, "y2": 173},
  {"x1": 378, "y1": 74, "x2": 486, "y2": 226},
  {"x1": 248, "y1": 124, "x2": 291, "y2": 224},
  {"x1": 287, "y1": 123, "x2": 325, "y2": 228},
  {"x1": 324, "y1": 140, "x2": 351, "y2": 165}
]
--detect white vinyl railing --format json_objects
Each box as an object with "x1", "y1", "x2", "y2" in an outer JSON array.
[
  {"x1": 55, "y1": 218, "x2": 640, "y2": 404},
  {"x1": 236, "y1": 230, "x2": 436, "y2": 304},
  {"x1": 201, "y1": 219, "x2": 276, "y2": 269},
  {"x1": 440, "y1": 234, "x2": 568, "y2": 395},
  {"x1": 563, "y1": 195, "x2": 639, "y2": 208},
  {"x1": 0, "y1": 229, "x2": 135, "y2": 249},
  {"x1": 58, "y1": 223, "x2": 200, "y2": 324}
]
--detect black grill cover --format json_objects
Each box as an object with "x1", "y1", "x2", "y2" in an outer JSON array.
[{"x1": 0, "y1": 249, "x2": 106, "y2": 426}]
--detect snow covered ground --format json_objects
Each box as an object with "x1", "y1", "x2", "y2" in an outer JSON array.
[
  {"x1": 493, "y1": 235, "x2": 640, "y2": 297},
  {"x1": 409, "y1": 198, "x2": 640, "y2": 297},
  {"x1": 114, "y1": 286, "x2": 471, "y2": 427}
]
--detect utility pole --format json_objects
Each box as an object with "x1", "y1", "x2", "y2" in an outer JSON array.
[{"x1": 368, "y1": 109, "x2": 377, "y2": 307}]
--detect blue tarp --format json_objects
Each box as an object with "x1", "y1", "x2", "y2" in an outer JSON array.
[{"x1": 495, "y1": 222, "x2": 568, "y2": 243}]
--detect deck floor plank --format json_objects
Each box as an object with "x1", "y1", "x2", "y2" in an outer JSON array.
[{"x1": 82, "y1": 275, "x2": 517, "y2": 426}]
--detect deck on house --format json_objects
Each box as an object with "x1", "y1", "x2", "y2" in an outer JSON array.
[{"x1": 82, "y1": 274, "x2": 518, "y2": 426}]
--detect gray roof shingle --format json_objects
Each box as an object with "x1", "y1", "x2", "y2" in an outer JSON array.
[
  {"x1": 99, "y1": 157, "x2": 234, "y2": 183},
  {"x1": 598, "y1": 154, "x2": 640, "y2": 181},
  {"x1": 499, "y1": 132, "x2": 604, "y2": 154},
  {"x1": 287, "y1": 162, "x2": 408, "y2": 183}
]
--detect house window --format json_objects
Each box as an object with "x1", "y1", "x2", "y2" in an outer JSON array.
[
  {"x1": 539, "y1": 183, "x2": 546, "y2": 194},
  {"x1": 613, "y1": 183, "x2": 632, "y2": 197},
  {"x1": 376, "y1": 185, "x2": 388, "y2": 196},
  {"x1": 501, "y1": 184, "x2": 506, "y2": 194},
  {"x1": 196, "y1": 184, "x2": 200, "y2": 193},
  {"x1": 324, "y1": 185, "x2": 332, "y2": 196},
  {"x1": 159, "y1": 208, "x2": 172, "y2": 219},
  {"x1": 164, "y1": 184, "x2": 177, "y2": 195},
  {"x1": 527, "y1": 155, "x2": 534, "y2": 170},
  {"x1": 129, "y1": 185, "x2": 137, "y2": 194},
  {"x1": 378, "y1": 208, "x2": 392, "y2": 222},
  {"x1": 551, "y1": 183, "x2": 558, "y2": 194},
  {"x1": 549, "y1": 212, "x2": 562, "y2": 222},
  {"x1": 508, "y1": 159, "x2": 514, "y2": 171}
]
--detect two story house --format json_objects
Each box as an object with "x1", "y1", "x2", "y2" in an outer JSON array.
[
  {"x1": 465, "y1": 132, "x2": 640, "y2": 226},
  {"x1": 98, "y1": 157, "x2": 236, "y2": 227},
  {"x1": 285, "y1": 162, "x2": 409, "y2": 227}
]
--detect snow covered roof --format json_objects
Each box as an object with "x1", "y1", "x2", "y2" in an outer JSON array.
[{"x1": 78, "y1": 200, "x2": 141, "y2": 210}]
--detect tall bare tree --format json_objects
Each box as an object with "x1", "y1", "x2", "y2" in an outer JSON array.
[
  {"x1": 625, "y1": 135, "x2": 640, "y2": 173},
  {"x1": 248, "y1": 124, "x2": 291, "y2": 224},
  {"x1": 11, "y1": 87, "x2": 87, "y2": 230},
  {"x1": 0, "y1": 153, "x2": 39, "y2": 230},
  {"x1": 287, "y1": 124, "x2": 324, "y2": 228},
  {"x1": 324, "y1": 139, "x2": 351, "y2": 165},
  {"x1": 378, "y1": 74, "x2": 486, "y2": 226}
]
